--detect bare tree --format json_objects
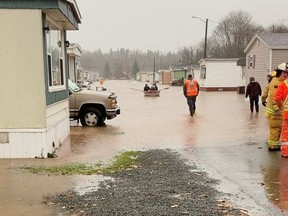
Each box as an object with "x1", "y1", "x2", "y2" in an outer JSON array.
[
  {"x1": 209, "y1": 10, "x2": 264, "y2": 58},
  {"x1": 178, "y1": 46, "x2": 194, "y2": 66},
  {"x1": 78, "y1": 10, "x2": 288, "y2": 72},
  {"x1": 79, "y1": 49, "x2": 182, "y2": 77},
  {"x1": 266, "y1": 20, "x2": 288, "y2": 33}
]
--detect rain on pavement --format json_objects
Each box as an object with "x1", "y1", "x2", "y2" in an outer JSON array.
[{"x1": 0, "y1": 80, "x2": 288, "y2": 215}]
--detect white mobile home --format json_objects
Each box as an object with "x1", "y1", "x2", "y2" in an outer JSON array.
[
  {"x1": 198, "y1": 58, "x2": 245, "y2": 91},
  {"x1": 138, "y1": 71, "x2": 159, "y2": 83},
  {"x1": 67, "y1": 43, "x2": 83, "y2": 82},
  {"x1": 0, "y1": 0, "x2": 81, "y2": 158}
]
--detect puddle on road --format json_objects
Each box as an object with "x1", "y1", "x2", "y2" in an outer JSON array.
[
  {"x1": 0, "y1": 168, "x2": 72, "y2": 216},
  {"x1": 73, "y1": 175, "x2": 113, "y2": 195},
  {"x1": 262, "y1": 156, "x2": 288, "y2": 212},
  {"x1": 0, "y1": 163, "x2": 114, "y2": 215}
]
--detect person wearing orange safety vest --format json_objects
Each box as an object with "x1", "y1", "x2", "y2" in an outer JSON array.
[
  {"x1": 274, "y1": 63, "x2": 288, "y2": 157},
  {"x1": 261, "y1": 70, "x2": 286, "y2": 151},
  {"x1": 183, "y1": 74, "x2": 199, "y2": 116}
]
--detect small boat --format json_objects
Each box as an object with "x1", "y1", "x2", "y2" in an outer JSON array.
[
  {"x1": 144, "y1": 90, "x2": 160, "y2": 97},
  {"x1": 132, "y1": 58, "x2": 169, "y2": 97},
  {"x1": 130, "y1": 87, "x2": 168, "y2": 97}
]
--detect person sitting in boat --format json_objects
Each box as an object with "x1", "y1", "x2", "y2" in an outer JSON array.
[
  {"x1": 151, "y1": 83, "x2": 158, "y2": 90},
  {"x1": 144, "y1": 84, "x2": 150, "y2": 91}
]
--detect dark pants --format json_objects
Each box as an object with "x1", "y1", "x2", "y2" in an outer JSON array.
[
  {"x1": 249, "y1": 96, "x2": 259, "y2": 113},
  {"x1": 186, "y1": 96, "x2": 197, "y2": 116}
]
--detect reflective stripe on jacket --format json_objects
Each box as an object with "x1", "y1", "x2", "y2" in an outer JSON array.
[
  {"x1": 184, "y1": 79, "x2": 199, "y2": 96},
  {"x1": 262, "y1": 77, "x2": 285, "y2": 116},
  {"x1": 275, "y1": 79, "x2": 288, "y2": 120}
]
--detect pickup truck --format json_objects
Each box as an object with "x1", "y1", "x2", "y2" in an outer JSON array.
[{"x1": 68, "y1": 80, "x2": 120, "y2": 126}]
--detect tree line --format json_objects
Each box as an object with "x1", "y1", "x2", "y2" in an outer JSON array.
[
  {"x1": 77, "y1": 10, "x2": 288, "y2": 79},
  {"x1": 79, "y1": 49, "x2": 180, "y2": 79}
]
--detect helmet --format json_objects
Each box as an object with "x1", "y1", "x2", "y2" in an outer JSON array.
[
  {"x1": 276, "y1": 63, "x2": 288, "y2": 72},
  {"x1": 271, "y1": 70, "x2": 277, "y2": 77}
]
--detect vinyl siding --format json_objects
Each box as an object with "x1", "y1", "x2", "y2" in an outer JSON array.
[
  {"x1": 0, "y1": 9, "x2": 46, "y2": 129},
  {"x1": 245, "y1": 38, "x2": 270, "y2": 90},
  {"x1": 272, "y1": 50, "x2": 288, "y2": 69}
]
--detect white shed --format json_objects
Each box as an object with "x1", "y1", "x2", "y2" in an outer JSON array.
[
  {"x1": 138, "y1": 71, "x2": 159, "y2": 83},
  {"x1": 198, "y1": 58, "x2": 245, "y2": 91}
]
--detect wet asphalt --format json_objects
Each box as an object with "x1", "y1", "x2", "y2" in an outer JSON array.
[{"x1": 0, "y1": 80, "x2": 288, "y2": 216}]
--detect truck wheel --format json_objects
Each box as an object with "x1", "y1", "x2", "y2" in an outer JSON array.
[{"x1": 80, "y1": 107, "x2": 104, "y2": 127}]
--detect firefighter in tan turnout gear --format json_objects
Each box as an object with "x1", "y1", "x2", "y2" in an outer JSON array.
[{"x1": 262, "y1": 69, "x2": 287, "y2": 151}]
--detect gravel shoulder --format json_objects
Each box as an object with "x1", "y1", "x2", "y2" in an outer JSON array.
[{"x1": 46, "y1": 149, "x2": 247, "y2": 216}]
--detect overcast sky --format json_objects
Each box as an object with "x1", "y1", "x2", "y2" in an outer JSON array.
[{"x1": 68, "y1": 0, "x2": 288, "y2": 53}]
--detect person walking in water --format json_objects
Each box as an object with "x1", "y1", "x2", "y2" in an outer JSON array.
[
  {"x1": 183, "y1": 74, "x2": 199, "y2": 116},
  {"x1": 262, "y1": 69, "x2": 287, "y2": 151},
  {"x1": 274, "y1": 63, "x2": 288, "y2": 157},
  {"x1": 245, "y1": 77, "x2": 262, "y2": 113}
]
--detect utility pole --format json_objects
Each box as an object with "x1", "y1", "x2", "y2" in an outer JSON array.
[
  {"x1": 192, "y1": 16, "x2": 209, "y2": 58},
  {"x1": 160, "y1": 52, "x2": 163, "y2": 70},
  {"x1": 153, "y1": 57, "x2": 155, "y2": 82},
  {"x1": 204, "y1": 18, "x2": 208, "y2": 58}
]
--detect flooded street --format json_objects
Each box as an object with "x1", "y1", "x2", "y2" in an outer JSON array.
[{"x1": 0, "y1": 80, "x2": 287, "y2": 215}]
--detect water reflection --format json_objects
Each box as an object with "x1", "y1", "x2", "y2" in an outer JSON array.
[
  {"x1": 263, "y1": 154, "x2": 288, "y2": 212},
  {"x1": 73, "y1": 175, "x2": 113, "y2": 195},
  {"x1": 278, "y1": 158, "x2": 288, "y2": 210},
  {"x1": 263, "y1": 153, "x2": 280, "y2": 201}
]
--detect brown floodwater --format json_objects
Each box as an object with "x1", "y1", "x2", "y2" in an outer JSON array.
[{"x1": 0, "y1": 80, "x2": 286, "y2": 215}]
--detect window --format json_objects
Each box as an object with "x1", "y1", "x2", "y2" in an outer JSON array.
[
  {"x1": 248, "y1": 55, "x2": 256, "y2": 69},
  {"x1": 46, "y1": 30, "x2": 65, "y2": 89}
]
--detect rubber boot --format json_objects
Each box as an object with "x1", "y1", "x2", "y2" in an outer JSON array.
[{"x1": 268, "y1": 144, "x2": 281, "y2": 151}]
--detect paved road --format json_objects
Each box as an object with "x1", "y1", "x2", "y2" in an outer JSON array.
[
  {"x1": 0, "y1": 80, "x2": 287, "y2": 215},
  {"x1": 68, "y1": 80, "x2": 287, "y2": 215}
]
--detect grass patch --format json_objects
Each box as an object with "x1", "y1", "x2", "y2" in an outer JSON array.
[{"x1": 20, "y1": 151, "x2": 142, "y2": 175}]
